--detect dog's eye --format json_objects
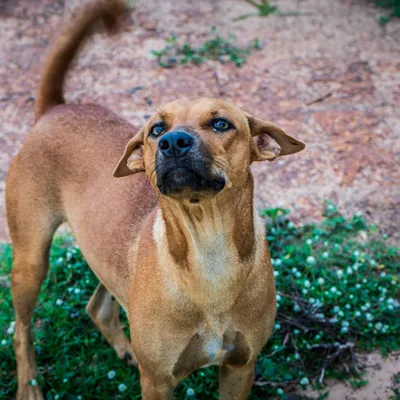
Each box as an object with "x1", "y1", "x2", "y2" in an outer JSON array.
[
  {"x1": 212, "y1": 118, "x2": 232, "y2": 132},
  {"x1": 150, "y1": 123, "x2": 164, "y2": 137}
]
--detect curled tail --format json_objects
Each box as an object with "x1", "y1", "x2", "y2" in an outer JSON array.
[{"x1": 35, "y1": 0, "x2": 129, "y2": 122}]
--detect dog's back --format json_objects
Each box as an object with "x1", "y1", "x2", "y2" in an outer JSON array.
[{"x1": 6, "y1": 0, "x2": 155, "y2": 310}]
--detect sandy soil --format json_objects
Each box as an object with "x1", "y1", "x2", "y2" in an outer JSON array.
[{"x1": 0, "y1": 0, "x2": 399, "y2": 398}]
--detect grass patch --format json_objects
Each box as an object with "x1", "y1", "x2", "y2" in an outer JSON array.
[
  {"x1": 151, "y1": 27, "x2": 261, "y2": 68},
  {"x1": 375, "y1": 0, "x2": 400, "y2": 25},
  {"x1": 0, "y1": 203, "x2": 399, "y2": 399}
]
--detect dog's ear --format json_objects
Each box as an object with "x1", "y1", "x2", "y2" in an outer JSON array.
[
  {"x1": 246, "y1": 114, "x2": 305, "y2": 162},
  {"x1": 113, "y1": 129, "x2": 145, "y2": 177}
]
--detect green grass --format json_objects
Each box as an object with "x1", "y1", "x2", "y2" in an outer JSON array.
[
  {"x1": 376, "y1": 0, "x2": 400, "y2": 25},
  {"x1": 1, "y1": 203, "x2": 399, "y2": 399},
  {"x1": 151, "y1": 27, "x2": 261, "y2": 68}
]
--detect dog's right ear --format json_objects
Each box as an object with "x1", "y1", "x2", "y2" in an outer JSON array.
[{"x1": 113, "y1": 130, "x2": 145, "y2": 178}]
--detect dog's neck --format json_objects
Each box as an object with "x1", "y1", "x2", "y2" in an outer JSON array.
[{"x1": 153, "y1": 175, "x2": 264, "y2": 310}]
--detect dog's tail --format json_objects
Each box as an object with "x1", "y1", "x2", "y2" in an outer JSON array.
[{"x1": 34, "y1": 0, "x2": 130, "y2": 122}]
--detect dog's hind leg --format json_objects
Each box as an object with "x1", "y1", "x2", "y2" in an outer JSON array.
[
  {"x1": 6, "y1": 159, "x2": 63, "y2": 400},
  {"x1": 86, "y1": 283, "x2": 138, "y2": 366}
]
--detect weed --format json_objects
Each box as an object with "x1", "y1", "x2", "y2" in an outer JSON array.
[
  {"x1": 151, "y1": 27, "x2": 261, "y2": 68},
  {"x1": 376, "y1": 0, "x2": 400, "y2": 25},
  {"x1": 0, "y1": 203, "x2": 399, "y2": 398}
]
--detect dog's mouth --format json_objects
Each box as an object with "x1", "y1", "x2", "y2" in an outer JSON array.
[{"x1": 157, "y1": 167, "x2": 226, "y2": 198}]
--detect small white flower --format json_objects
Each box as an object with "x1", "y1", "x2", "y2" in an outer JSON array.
[
  {"x1": 362, "y1": 278, "x2": 367, "y2": 283},
  {"x1": 318, "y1": 277, "x2": 325, "y2": 285},
  {"x1": 330, "y1": 286, "x2": 337, "y2": 293},
  {"x1": 300, "y1": 377, "x2": 309, "y2": 386},
  {"x1": 55, "y1": 395, "x2": 59, "y2": 400},
  {"x1": 356, "y1": 283, "x2": 361, "y2": 289},
  {"x1": 336, "y1": 269, "x2": 344, "y2": 278},
  {"x1": 353, "y1": 262, "x2": 360, "y2": 271},
  {"x1": 370, "y1": 259, "x2": 376, "y2": 266},
  {"x1": 341, "y1": 327, "x2": 348, "y2": 334},
  {"x1": 365, "y1": 313, "x2": 373, "y2": 321},
  {"x1": 355, "y1": 311, "x2": 361, "y2": 317},
  {"x1": 273, "y1": 270, "x2": 280, "y2": 278},
  {"x1": 306, "y1": 239, "x2": 312, "y2": 245},
  {"x1": 107, "y1": 370, "x2": 116, "y2": 379},
  {"x1": 365, "y1": 302, "x2": 371, "y2": 309},
  {"x1": 294, "y1": 304, "x2": 301, "y2": 312},
  {"x1": 375, "y1": 322, "x2": 383, "y2": 331},
  {"x1": 291, "y1": 267, "x2": 298, "y2": 273},
  {"x1": 1, "y1": 339, "x2": 6, "y2": 345},
  {"x1": 7, "y1": 321, "x2": 15, "y2": 335},
  {"x1": 77, "y1": 396, "x2": 82, "y2": 400},
  {"x1": 296, "y1": 271, "x2": 302, "y2": 278},
  {"x1": 294, "y1": 353, "x2": 300, "y2": 360},
  {"x1": 56, "y1": 299, "x2": 63, "y2": 306},
  {"x1": 309, "y1": 297, "x2": 315, "y2": 304},
  {"x1": 380, "y1": 272, "x2": 386, "y2": 278},
  {"x1": 275, "y1": 259, "x2": 282, "y2": 266},
  {"x1": 338, "y1": 310, "x2": 344, "y2": 317},
  {"x1": 315, "y1": 299, "x2": 324, "y2": 308},
  {"x1": 294, "y1": 329, "x2": 300, "y2": 335},
  {"x1": 355, "y1": 211, "x2": 362, "y2": 217},
  {"x1": 118, "y1": 383, "x2": 127, "y2": 392},
  {"x1": 345, "y1": 304, "x2": 351, "y2": 309},
  {"x1": 186, "y1": 388, "x2": 195, "y2": 396},
  {"x1": 30, "y1": 379, "x2": 37, "y2": 386},
  {"x1": 333, "y1": 306, "x2": 340, "y2": 313},
  {"x1": 341, "y1": 321, "x2": 350, "y2": 327},
  {"x1": 74, "y1": 288, "x2": 80, "y2": 294},
  {"x1": 353, "y1": 250, "x2": 360, "y2": 257},
  {"x1": 304, "y1": 280, "x2": 311, "y2": 288},
  {"x1": 274, "y1": 323, "x2": 281, "y2": 330},
  {"x1": 322, "y1": 251, "x2": 329, "y2": 259},
  {"x1": 349, "y1": 294, "x2": 354, "y2": 299},
  {"x1": 392, "y1": 280, "x2": 396, "y2": 285},
  {"x1": 276, "y1": 294, "x2": 282, "y2": 302},
  {"x1": 288, "y1": 222, "x2": 294, "y2": 229},
  {"x1": 307, "y1": 256, "x2": 316, "y2": 265},
  {"x1": 324, "y1": 241, "x2": 329, "y2": 246},
  {"x1": 302, "y1": 288, "x2": 308, "y2": 295},
  {"x1": 346, "y1": 267, "x2": 353, "y2": 275},
  {"x1": 388, "y1": 304, "x2": 394, "y2": 311},
  {"x1": 277, "y1": 388, "x2": 284, "y2": 395},
  {"x1": 327, "y1": 204, "x2": 335, "y2": 210}
]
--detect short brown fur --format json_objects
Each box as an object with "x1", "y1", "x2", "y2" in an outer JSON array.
[{"x1": 6, "y1": 1, "x2": 305, "y2": 399}]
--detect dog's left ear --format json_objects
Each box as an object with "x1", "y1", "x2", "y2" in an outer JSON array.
[
  {"x1": 113, "y1": 129, "x2": 145, "y2": 177},
  {"x1": 246, "y1": 114, "x2": 305, "y2": 162}
]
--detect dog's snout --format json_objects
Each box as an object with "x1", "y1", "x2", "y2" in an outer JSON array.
[{"x1": 158, "y1": 131, "x2": 194, "y2": 158}]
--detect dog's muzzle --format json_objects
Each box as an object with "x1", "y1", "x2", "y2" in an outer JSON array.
[{"x1": 155, "y1": 131, "x2": 226, "y2": 198}]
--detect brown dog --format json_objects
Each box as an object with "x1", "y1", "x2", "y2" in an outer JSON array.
[{"x1": 6, "y1": 1, "x2": 305, "y2": 399}]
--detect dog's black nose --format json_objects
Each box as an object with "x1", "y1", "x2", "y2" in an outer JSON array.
[{"x1": 158, "y1": 131, "x2": 194, "y2": 158}]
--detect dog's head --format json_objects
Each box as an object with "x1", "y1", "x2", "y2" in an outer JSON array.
[{"x1": 113, "y1": 99, "x2": 305, "y2": 201}]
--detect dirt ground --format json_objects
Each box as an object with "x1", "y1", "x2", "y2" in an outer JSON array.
[{"x1": 0, "y1": 0, "x2": 399, "y2": 398}]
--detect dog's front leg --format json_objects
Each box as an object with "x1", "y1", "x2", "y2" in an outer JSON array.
[
  {"x1": 139, "y1": 366, "x2": 174, "y2": 400},
  {"x1": 219, "y1": 362, "x2": 255, "y2": 400}
]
